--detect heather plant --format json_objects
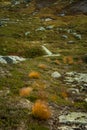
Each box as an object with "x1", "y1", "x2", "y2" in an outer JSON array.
[{"x1": 25, "y1": 46, "x2": 45, "y2": 58}]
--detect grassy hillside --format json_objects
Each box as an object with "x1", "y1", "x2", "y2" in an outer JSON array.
[{"x1": 0, "y1": 0, "x2": 87, "y2": 130}]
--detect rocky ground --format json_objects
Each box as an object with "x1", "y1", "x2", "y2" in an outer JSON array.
[{"x1": 0, "y1": 0, "x2": 87, "y2": 130}]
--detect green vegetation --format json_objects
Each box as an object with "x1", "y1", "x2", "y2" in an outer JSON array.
[{"x1": 0, "y1": 0, "x2": 87, "y2": 129}]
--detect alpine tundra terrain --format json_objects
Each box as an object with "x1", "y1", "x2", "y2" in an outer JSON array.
[{"x1": 0, "y1": 0, "x2": 87, "y2": 130}]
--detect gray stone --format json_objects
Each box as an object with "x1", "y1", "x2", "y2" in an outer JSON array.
[
  {"x1": 65, "y1": 72, "x2": 87, "y2": 83},
  {"x1": 36, "y1": 27, "x2": 45, "y2": 31},
  {"x1": 72, "y1": 33, "x2": 82, "y2": 40},
  {"x1": 0, "y1": 56, "x2": 7, "y2": 63},
  {"x1": 84, "y1": 98, "x2": 87, "y2": 102},
  {"x1": 62, "y1": 35, "x2": 68, "y2": 39},
  {"x1": 67, "y1": 29, "x2": 73, "y2": 33},
  {"x1": 59, "y1": 112, "x2": 87, "y2": 124},
  {"x1": 67, "y1": 41, "x2": 75, "y2": 44},
  {"x1": 51, "y1": 71, "x2": 61, "y2": 78},
  {"x1": 58, "y1": 126, "x2": 73, "y2": 130},
  {"x1": 11, "y1": 0, "x2": 31, "y2": 5},
  {"x1": 42, "y1": 45, "x2": 52, "y2": 55},
  {"x1": 59, "y1": 13, "x2": 65, "y2": 17},
  {"x1": 0, "y1": 89, "x2": 10, "y2": 97},
  {"x1": 75, "y1": 34, "x2": 82, "y2": 40},
  {"x1": 16, "y1": 99, "x2": 33, "y2": 110},
  {"x1": 25, "y1": 31, "x2": 30, "y2": 36},
  {"x1": 0, "y1": 56, "x2": 26, "y2": 64},
  {"x1": 46, "y1": 25, "x2": 54, "y2": 30},
  {"x1": 67, "y1": 88, "x2": 80, "y2": 94},
  {"x1": 44, "y1": 18, "x2": 53, "y2": 22}
]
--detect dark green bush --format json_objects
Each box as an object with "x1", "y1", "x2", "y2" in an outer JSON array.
[{"x1": 24, "y1": 46, "x2": 45, "y2": 58}]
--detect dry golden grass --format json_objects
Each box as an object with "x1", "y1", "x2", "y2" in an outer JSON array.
[
  {"x1": 32, "y1": 100, "x2": 51, "y2": 120},
  {"x1": 32, "y1": 80, "x2": 46, "y2": 90},
  {"x1": 38, "y1": 64, "x2": 47, "y2": 69},
  {"x1": 38, "y1": 91, "x2": 48, "y2": 100},
  {"x1": 50, "y1": 94, "x2": 57, "y2": 102},
  {"x1": 19, "y1": 87, "x2": 33, "y2": 97},
  {"x1": 61, "y1": 91, "x2": 68, "y2": 100},
  {"x1": 28, "y1": 71, "x2": 40, "y2": 79},
  {"x1": 54, "y1": 60, "x2": 61, "y2": 65},
  {"x1": 63, "y1": 56, "x2": 74, "y2": 64}
]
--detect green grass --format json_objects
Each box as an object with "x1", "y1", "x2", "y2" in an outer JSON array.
[{"x1": 0, "y1": 0, "x2": 87, "y2": 129}]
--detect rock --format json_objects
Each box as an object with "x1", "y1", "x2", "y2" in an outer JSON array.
[
  {"x1": 72, "y1": 33, "x2": 82, "y2": 40},
  {"x1": 51, "y1": 71, "x2": 61, "y2": 78},
  {"x1": 32, "y1": 11, "x2": 38, "y2": 15},
  {"x1": 16, "y1": 98, "x2": 33, "y2": 110},
  {"x1": 36, "y1": 27, "x2": 45, "y2": 31},
  {"x1": 75, "y1": 34, "x2": 82, "y2": 40},
  {"x1": 84, "y1": 98, "x2": 87, "y2": 102},
  {"x1": 0, "y1": 56, "x2": 26, "y2": 64},
  {"x1": 42, "y1": 45, "x2": 52, "y2": 55},
  {"x1": 58, "y1": 124, "x2": 87, "y2": 130},
  {"x1": 67, "y1": 88, "x2": 80, "y2": 94},
  {"x1": 58, "y1": 13, "x2": 65, "y2": 17},
  {"x1": 11, "y1": 0, "x2": 31, "y2": 5},
  {"x1": 59, "y1": 112, "x2": 87, "y2": 124},
  {"x1": 0, "y1": 67, "x2": 12, "y2": 77},
  {"x1": 65, "y1": 72, "x2": 87, "y2": 83},
  {"x1": 12, "y1": 0, "x2": 20, "y2": 5},
  {"x1": 44, "y1": 18, "x2": 53, "y2": 22},
  {"x1": 0, "y1": 56, "x2": 7, "y2": 63},
  {"x1": 62, "y1": 35, "x2": 68, "y2": 39},
  {"x1": 58, "y1": 126, "x2": 73, "y2": 130},
  {"x1": 67, "y1": 29, "x2": 73, "y2": 33},
  {"x1": 46, "y1": 25, "x2": 54, "y2": 30},
  {"x1": 67, "y1": 41, "x2": 75, "y2": 44},
  {"x1": 0, "y1": 89, "x2": 10, "y2": 97},
  {"x1": 25, "y1": 31, "x2": 30, "y2": 36}
]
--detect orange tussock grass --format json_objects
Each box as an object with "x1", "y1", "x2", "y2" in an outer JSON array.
[
  {"x1": 61, "y1": 91, "x2": 68, "y2": 100},
  {"x1": 50, "y1": 94, "x2": 57, "y2": 102},
  {"x1": 32, "y1": 100, "x2": 51, "y2": 120},
  {"x1": 63, "y1": 56, "x2": 74, "y2": 64},
  {"x1": 38, "y1": 91, "x2": 48, "y2": 100},
  {"x1": 38, "y1": 64, "x2": 47, "y2": 69},
  {"x1": 54, "y1": 60, "x2": 61, "y2": 65},
  {"x1": 32, "y1": 80, "x2": 46, "y2": 90},
  {"x1": 19, "y1": 87, "x2": 33, "y2": 97},
  {"x1": 28, "y1": 71, "x2": 40, "y2": 79}
]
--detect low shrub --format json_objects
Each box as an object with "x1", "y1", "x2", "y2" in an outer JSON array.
[{"x1": 24, "y1": 46, "x2": 45, "y2": 58}]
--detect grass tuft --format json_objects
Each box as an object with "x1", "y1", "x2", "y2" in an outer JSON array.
[
  {"x1": 32, "y1": 100, "x2": 51, "y2": 120},
  {"x1": 19, "y1": 87, "x2": 33, "y2": 97},
  {"x1": 29, "y1": 71, "x2": 40, "y2": 79}
]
